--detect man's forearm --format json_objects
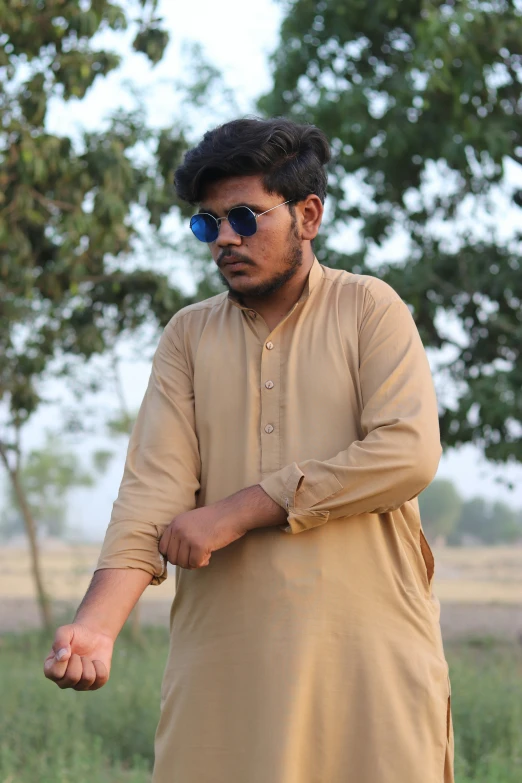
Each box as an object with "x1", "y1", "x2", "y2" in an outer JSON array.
[
  {"x1": 157, "y1": 485, "x2": 288, "y2": 571},
  {"x1": 233, "y1": 484, "x2": 288, "y2": 530},
  {"x1": 74, "y1": 568, "x2": 153, "y2": 641}
]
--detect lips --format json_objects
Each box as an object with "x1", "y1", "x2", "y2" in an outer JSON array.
[
  {"x1": 224, "y1": 260, "x2": 246, "y2": 268},
  {"x1": 221, "y1": 257, "x2": 250, "y2": 270}
]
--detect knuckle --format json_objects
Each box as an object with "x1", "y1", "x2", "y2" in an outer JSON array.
[
  {"x1": 75, "y1": 679, "x2": 94, "y2": 691},
  {"x1": 192, "y1": 548, "x2": 206, "y2": 566}
]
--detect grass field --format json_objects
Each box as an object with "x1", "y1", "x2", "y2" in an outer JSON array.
[
  {"x1": 2, "y1": 544, "x2": 522, "y2": 781},
  {"x1": 1, "y1": 626, "x2": 522, "y2": 783}
]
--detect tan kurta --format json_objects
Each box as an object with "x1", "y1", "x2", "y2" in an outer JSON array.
[{"x1": 97, "y1": 258, "x2": 454, "y2": 783}]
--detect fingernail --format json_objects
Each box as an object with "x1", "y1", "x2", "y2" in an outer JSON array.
[{"x1": 56, "y1": 648, "x2": 68, "y2": 661}]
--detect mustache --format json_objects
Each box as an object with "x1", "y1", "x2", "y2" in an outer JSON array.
[{"x1": 217, "y1": 250, "x2": 254, "y2": 267}]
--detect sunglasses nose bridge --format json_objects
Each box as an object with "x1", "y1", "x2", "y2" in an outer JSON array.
[{"x1": 215, "y1": 215, "x2": 242, "y2": 244}]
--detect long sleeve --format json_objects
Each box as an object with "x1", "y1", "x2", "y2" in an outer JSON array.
[
  {"x1": 96, "y1": 316, "x2": 200, "y2": 583},
  {"x1": 259, "y1": 286, "x2": 442, "y2": 534}
]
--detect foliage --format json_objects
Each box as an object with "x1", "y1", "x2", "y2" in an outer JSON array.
[
  {"x1": 0, "y1": 0, "x2": 205, "y2": 629},
  {"x1": 0, "y1": 432, "x2": 100, "y2": 539},
  {"x1": 0, "y1": 625, "x2": 166, "y2": 783},
  {"x1": 261, "y1": 0, "x2": 522, "y2": 464},
  {"x1": 419, "y1": 478, "x2": 522, "y2": 543},
  {"x1": 0, "y1": 0, "x2": 193, "y2": 448},
  {"x1": 419, "y1": 478, "x2": 462, "y2": 538},
  {"x1": 1, "y1": 628, "x2": 521, "y2": 782},
  {"x1": 449, "y1": 639, "x2": 522, "y2": 782},
  {"x1": 451, "y1": 496, "x2": 522, "y2": 545}
]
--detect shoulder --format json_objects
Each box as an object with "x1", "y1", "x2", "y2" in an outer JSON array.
[
  {"x1": 320, "y1": 264, "x2": 402, "y2": 306},
  {"x1": 319, "y1": 266, "x2": 407, "y2": 325},
  {"x1": 163, "y1": 292, "x2": 228, "y2": 341}
]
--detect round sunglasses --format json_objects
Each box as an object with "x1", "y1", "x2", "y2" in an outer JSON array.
[{"x1": 189, "y1": 200, "x2": 292, "y2": 243}]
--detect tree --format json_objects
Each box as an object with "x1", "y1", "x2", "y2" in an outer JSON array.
[
  {"x1": 260, "y1": 0, "x2": 522, "y2": 466},
  {"x1": 418, "y1": 478, "x2": 462, "y2": 540},
  {"x1": 454, "y1": 496, "x2": 522, "y2": 544},
  {"x1": 0, "y1": 0, "x2": 197, "y2": 630},
  {"x1": 0, "y1": 433, "x2": 96, "y2": 540}
]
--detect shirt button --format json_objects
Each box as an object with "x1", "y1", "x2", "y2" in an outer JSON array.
[
  {"x1": 266, "y1": 341, "x2": 274, "y2": 350},
  {"x1": 264, "y1": 424, "x2": 274, "y2": 434},
  {"x1": 248, "y1": 310, "x2": 257, "y2": 318},
  {"x1": 265, "y1": 380, "x2": 274, "y2": 389}
]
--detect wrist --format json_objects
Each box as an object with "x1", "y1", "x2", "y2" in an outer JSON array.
[
  {"x1": 73, "y1": 611, "x2": 119, "y2": 642},
  {"x1": 233, "y1": 484, "x2": 287, "y2": 531},
  {"x1": 72, "y1": 568, "x2": 152, "y2": 641}
]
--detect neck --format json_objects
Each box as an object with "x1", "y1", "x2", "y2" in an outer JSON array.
[{"x1": 240, "y1": 247, "x2": 315, "y2": 331}]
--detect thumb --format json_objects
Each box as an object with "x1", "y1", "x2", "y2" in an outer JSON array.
[
  {"x1": 159, "y1": 526, "x2": 171, "y2": 556},
  {"x1": 51, "y1": 624, "x2": 75, "y2": 661}
]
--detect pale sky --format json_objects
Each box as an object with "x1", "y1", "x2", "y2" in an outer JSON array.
[{"x1": 13, "y1": 0, "x2": 522, "y2": 538}]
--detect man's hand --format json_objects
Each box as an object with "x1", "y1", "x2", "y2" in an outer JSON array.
[
  {"x1": 43, "y1": 622, "x2": 114, "y2": 691},
  {"x1": 158, "y1": 501, "x2": 245, "y2": 570},
  {"x1": 159, "y1": 484, "x2": 287, "y2": 569}
]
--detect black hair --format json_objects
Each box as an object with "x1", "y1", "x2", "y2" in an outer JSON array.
[{"x1": 174, "y1": 117, "x2": 331, "y2": 205}]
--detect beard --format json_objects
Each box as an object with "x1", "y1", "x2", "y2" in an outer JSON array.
[{"x1": 218, "y1": 221, "x2": 303, "y2": 300}]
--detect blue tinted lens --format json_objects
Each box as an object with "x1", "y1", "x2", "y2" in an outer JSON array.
[
  {"x1": 190, "y1": 214, "x2": 218, "y2": 242},
  {"x1": 228, "y1": 207, "x2": 257, "y2": 237}
]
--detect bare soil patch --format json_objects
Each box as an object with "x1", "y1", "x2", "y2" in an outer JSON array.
[{"x1": 1, "y1": 543, "x2": 521, "y2": 640}]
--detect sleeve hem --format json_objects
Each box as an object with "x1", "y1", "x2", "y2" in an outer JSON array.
[
  {"x1": 94, "y1": 556, "x2": 168, "y2": 586},
  {"x1": 259, "y1": 463, "x2": 305, "y2": 511},
  {"x1": 295, "y1": 472, "x2": 344, "y2": 509}
]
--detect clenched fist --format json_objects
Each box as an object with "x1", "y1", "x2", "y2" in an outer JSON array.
[
  {"x1": 43, "y1": 622, "x2": 114, "y2": 691},
  {"x1": 159, "y1": 500, "x2": 248, "y2": 570}
]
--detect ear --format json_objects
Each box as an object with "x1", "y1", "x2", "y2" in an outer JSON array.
[{"x1": 296, "y1": 194, "x2": 323, "y2": 241}]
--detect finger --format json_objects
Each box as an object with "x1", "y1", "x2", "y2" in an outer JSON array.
[
  {"x1": 43, "y1": 624, "x2": 77, "y2": 681},
  {"x1": 158, "y1": 526, "x2": 171, "y2": 557},
  {"x1": 44, "y1": 624, "x2": 75, "y2": 677},
  {"x1": 44, "y1": 639, "x2": 73, "y2": 682},
  {"x1": 73, "y1": 656, "x2": 97, "y2": 691},
  {"x1": 89, "y1": 659, "x2": 110, "y2": 691},
  {"x1": 189, "y1": 547, "x2": 209, "y2": 569},
  {"x1": 177, "y1": 540, "x2": 191, "y2": 569},
  {"x1": 56, "y1": 653, "x2": 83, "y2": 689},
  {"x1": 44, "y1": 652, "x2": 70, "y2": 682},
  {"x1": 167, "y1": 535, "x2": 181, "y2": 566}
]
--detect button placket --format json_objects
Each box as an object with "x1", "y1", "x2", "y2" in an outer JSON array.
[{"x1": 260, "y1": 337, "x2": 281, "y2": 474}]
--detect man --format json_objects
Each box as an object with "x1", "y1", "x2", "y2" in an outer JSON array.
[{"x1": 44, "y1": 117, "x2": 454, "y2": 783}]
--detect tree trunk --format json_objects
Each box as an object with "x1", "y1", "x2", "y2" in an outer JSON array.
[{"x1": 0, "y1": 445, "x2": 53, "y2": 631}]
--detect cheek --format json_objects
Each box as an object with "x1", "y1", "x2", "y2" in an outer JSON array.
[{"x1": 247, "y1": 234, "x2": 284, "y2": 263}]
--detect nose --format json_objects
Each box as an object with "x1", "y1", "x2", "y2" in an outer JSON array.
[{"x1": 215, "y1": 218, "x2": 242, "y2": 248}]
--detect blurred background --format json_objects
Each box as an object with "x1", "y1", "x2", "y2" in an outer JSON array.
[{"x1": 1, "y1": 1, "x2": 521, "y2": 781}]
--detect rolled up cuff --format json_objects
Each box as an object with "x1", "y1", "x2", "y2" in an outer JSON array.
[
  {"x1": 95, "y1": 520, "x2": 167, "y2": 586},
  {"x1": 259, "y1": 462, "x2": 304, "y2": 511},
  {"x1": 260, "y1": 464, "x2": 343, "y2": 534}
]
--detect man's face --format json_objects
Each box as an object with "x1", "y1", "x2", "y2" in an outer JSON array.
[{"x1": 198, "y1": 175, "x2": 303, "y2": 299}]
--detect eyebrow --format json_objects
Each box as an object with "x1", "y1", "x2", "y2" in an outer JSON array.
[{"x1": 198, "y1": 202, "x2": 267, "y2": 217}]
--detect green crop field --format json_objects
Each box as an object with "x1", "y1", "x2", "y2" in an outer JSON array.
[{"x1": 1, "y1": 625, "x2": 521, "y2": 783}]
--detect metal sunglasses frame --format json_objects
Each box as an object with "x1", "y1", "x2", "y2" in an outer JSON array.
[{"x1": 191, "y1": 200, "x2": 292, "y2": 241}]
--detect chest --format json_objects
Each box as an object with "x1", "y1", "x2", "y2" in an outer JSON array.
[{"x1": 192, "y1": 311, "x2": 362, "y2": 450}]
